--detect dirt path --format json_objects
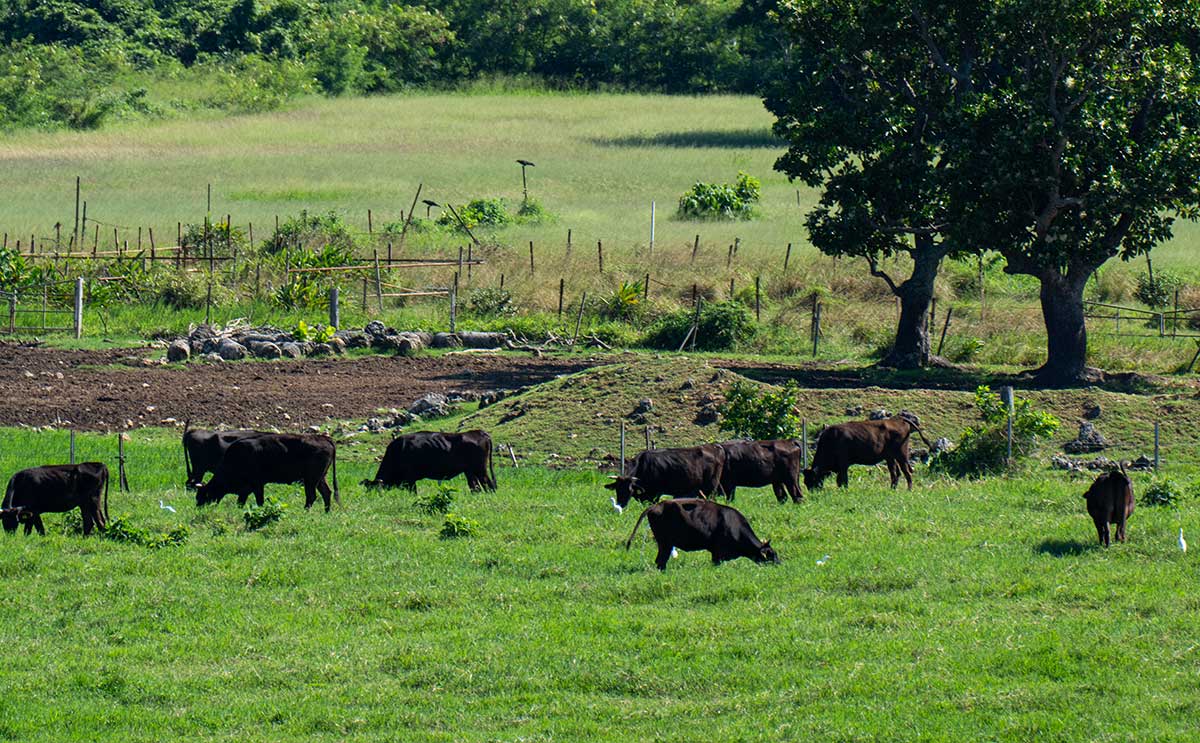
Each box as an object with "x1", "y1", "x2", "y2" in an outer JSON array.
[{"x1": 0, "y1": 344, "x2": 597, "y2": 430}]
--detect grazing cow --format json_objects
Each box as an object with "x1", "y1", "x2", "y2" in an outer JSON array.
[
  {"x1": 624, "y1": 498, "x2": 779, "y2": 571},
  {"x1": 181, "y1": 421, "x2": 264, "y2": 488},
  {"x1": 195, "y1": 433, "x2": 339, "y2": 511},
  {"x1": 1083, "y1": 470, "x2": 1135, "y2": 547},
  {"x1": 604, "y1": 444, "x2": 727, "y2": 509},
  {"x1": 804, "y1": 416, "x2": 931, "y2": 490},
  {"x1": 361, "y1": 430, "x2": 496, "y2": 492},
  {"x1": 719, "y1": 439, "x2": 804, "y2": 503},
  {"x1": 2, "y1": 463, "x2": 109, "y2": 535}
]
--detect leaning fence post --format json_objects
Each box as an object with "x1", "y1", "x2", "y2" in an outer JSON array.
[
  {"x1": 1001, "y1": 386, "x2": 1014, "y2": 464},
  {"x1": 73, "y1": 278, "x2": 83, "y2": 339},
  {"x1": 1154, "y1": 422, "x2": 1160, "y2": 472},
  {"x1": 572, "y1": 292, "x2": 587, "y2": 344},
  {"x1": 373, "y1": 249, "x2": 383, "y2": 312},
  {"x1": 784, "y1": 243, "x2": 792, "y2": 272},
  {"x1": 450, "y1": 272, "x2": 459, "y2": 333},
  {"x1": 937, "y1": 307, "x2": 953, "y2": 356},
  {"x1": 811, "y1": 302, "x2": 822, "y2": 357},
  {"x1": 117, "y1": 434, "x2": 129, "y2": 493},
  {"x1": 329, "y1": 287, "x2": 340, "y2": 329}
]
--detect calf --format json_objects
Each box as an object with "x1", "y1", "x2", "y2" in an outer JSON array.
[
  {"x1": 719, "y1": 439, "x2": 803, "y2": 503},
  {"x1": 624, "y1": 498, "x2": 779, "y2": 571},
  {"x1": 804, "y1": 416, "x2": 931, "y2": 490},
  {"x1": 182, "y1": 422, "x2": 264, "y2": 488},
  {"x1": 1083, "y1": 470, "x2": 1135, "y2": 547},
  {"x1": 196, "y1": 433, "x2": 339, "y2": 512},
  {"x1": 3, "y1": 462, "x2": 109, "y2": 535},
  {"x1": 361, "y1": 430, "x2": 496, "y2": 492},
  {"x1": 604, "y1": 444, "x2": 726, "y2": 509}
]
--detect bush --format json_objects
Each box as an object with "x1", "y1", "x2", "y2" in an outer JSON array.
[
  {"x1": 439, "y1": 512, "x2": 478, "y2": 539},
  {"x1": 1141, "y1": 478, "x2": 1184, "y2": 508},
  {"x1": 267, "y1": 211, "x2": 356, "y2": 254},
  {"x1": 467, "y1": 288, "x2": 518, "y2": 317},
  {"x1": 930, "y1": 386, "x2": 1060, "y2": 477},
  {"x1": 243, "y1": 498, "x2": 287, "y2": 531},
  {"x1": 516, "y1": 199, "x2": 553, "y2": 224},
  {"x1": 677, "y1": 171, "x2": 761, "y2": 220},
  {"x1": 0, "y1": 245, "x2": 31, "y2": 290},
  {"x1": 416, "y1": 483, "x2": 455, "y2": 515},
  {"x1": 103, "y1": 514, "x2": 189, "y2": 548},
  {"x1": 1135, "y1": 270, "x2": 1184, "y2": 309},
  {"x1": 181, "y1": 218, "x2": 249, "y2": 258},
  {"x1": 719, "y1": 380, "x2": 802, "y2": 440},
  {"x1": 643, "y1": 301, "x2": 755, "y2": 351},
  {"x1": 153, "y1": 271, "x2": 233, "y2": 310},
  {"x1": 599, "y1": 280, "x2": 645, "y2": 322},
  {"x1": 437, "y1": 198, "x2": 510, "y2": 231}
]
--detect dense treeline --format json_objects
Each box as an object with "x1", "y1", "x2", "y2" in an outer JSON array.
[{"x1": 0, "y1": 0, "x2": 781, "y2": 130}]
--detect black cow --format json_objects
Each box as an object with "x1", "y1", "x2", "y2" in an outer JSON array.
[
  {"x1": 804, "y1": 416, "x2": 931, "y2": 490},
  {"x1": 624, "y1": 498, "x2": 779, "y2": 571},
  {"x1": 361, "y1": 430, "x2": 496, "y2": 492},
  {"x1": 1083, "y1": 470, "x2": 1135, "y2": 547},
  {"x1": 719, "y1": 439, "x2": 803, "y2": 503},
  {"x1": 195, "y1": 433, "x2": 339, "y2": 511},
  {"x1": 182, "y1": 422, "x2": 264, "y2": 488},
  {"x1": 3, "y1": 462, "x2": 109, "y2": 535},
  {"x1": 604, "y1": 444, "x2": 726, "y2": 509}
]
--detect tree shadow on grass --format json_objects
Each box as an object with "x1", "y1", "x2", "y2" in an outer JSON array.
[
  {"x1": 1035, "y1": 538, "x2": 1098, "y2": 557},
  {"x1": 591, "y1": 128, "x2": 783, "y2": 149}
]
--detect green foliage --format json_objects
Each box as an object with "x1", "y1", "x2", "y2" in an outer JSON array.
[
  {"x1": 643, "y1": 301, "x2": 755, "y2": 351},
  {"x1": 676, "y1": 172, "x2": 761, "y2": 220},
  {"x1": 415, "y1": 483, "x2": 455, "y2": 515},
  {"x1": 1141, "y1": 478, "x2": 1184, "y2": 508},
  {"x1": 103, "y1": 514, "x2": 189, "y2": 548},
  {"x1": 931, "y1": 386, "x2": 1060, "y2": 477},
  {"x1": 599, "y1": 281, "x2": 645, "y2": 322},
  {"x1": 290, "y1": 320, "x2": 335, "y2": 343},
  {"x1": 439, "y1": 512, "x2": 478, "y2": 539},
  {"x1": 203, "y1": 56, "x2": 313, "y2": 113},
  {"x1": 243, "y1": 498, "x2": 286, "y2": 531},
  {"x1": 152, "y1": 271, "x2": 232, "y2": 311},
  {"x1": 180, "y1": 218, "x2": 249, "y2": 258},
  {"x1": 466, "y1": 288, "x2": 518, "y2": 318},
  {"x1": 1135, "y1": 271, "x2": 1185, "y2": 310},
  {"x1": 719, "y1": 380, "x2": 802, "y2": 440},
  {"x1": 437, "y1": 198, "x2": 511, "y2": 231},
  {"x1": 0, "y1": 245, "x2": 31, "y2": 290},
  {"x1": 515, "y1": 199, "x2": 553, "y2": 224},
  {"x1": 268, "y1": 211, "x2": 356, "y2": 255}
]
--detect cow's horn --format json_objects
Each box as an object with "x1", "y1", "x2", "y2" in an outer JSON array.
[{"x1": 606, "y1": 474, "x2": 620, "y2": 479}]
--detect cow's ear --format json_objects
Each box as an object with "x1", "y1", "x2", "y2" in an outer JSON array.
[{"x1": 603, "y1": 481, "x2": 618, "y2": 490}]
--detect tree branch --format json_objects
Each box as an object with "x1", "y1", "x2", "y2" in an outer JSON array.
[{"x1": 866, "y1": 255, "x2": 902, "y2": 296}]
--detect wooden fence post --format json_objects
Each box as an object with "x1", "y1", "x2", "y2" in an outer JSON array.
[
  {"x1": 329, "y1": 287, "x2": 340, "y2": 329},
  {"x1": 69, "y1": 430, "x2": 76, "y2": 464},
  {"x1": 572, "y1": 292, "x2": 587, "y2": 344},
  {"x1": 755, "y1": 276, "x2": 761, "y2": 322},
  {"x1": 558, "y1": 278, "x2": 565, "y2": 319},
  {"x1": 373, "y1": 250, "x2": 383, "y2": 312},
  {"x1": 529, "y1": 241, "x2": 535, "y2": 275},
  {"x1": 450, "y1": 273, "x2": 458, "y2": 333},
  {"x1": 117, "y1": 435, "x2": 129, "y2": 493},
  {"x1": 811, "y1": 301, "x2": 822, "y2": 357},
  {"x1": 597, "y1": 240, "x2": 604, "y2": 273},
  {"x1": 73, "y1": 278, "x2": 83, "y2": 339},
  {"x1": 784, "y1": 243, "x2": 792, "y2": 272},
  {"x1": 1154, "y1": 422, "x2": 1160, "y2": 472},
  {"x1": 937, "y1": 308, "x2": 953, "y2": 355},
  {"x1": 692, "y1": 235, "x2": 699, "y2": 263}
]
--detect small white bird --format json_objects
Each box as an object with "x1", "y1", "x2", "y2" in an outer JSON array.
[
  {"x1": 1179, "y1": 528, "x2": 1187, "y2": 554},
  {"x1": 609, "y1": 497, "x2": 623, "y2": 514},
  {"x1": 816, "y1": 555, "x2": 830, "y2": 566},
  {"x1": 670, "y1": 547, "x2": 679, "y2": 559},
  {"x1": 159, "y1": 500, "x2": 176, "y2": 514}
]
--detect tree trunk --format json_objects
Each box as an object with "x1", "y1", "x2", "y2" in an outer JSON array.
[
  {"x1": 1035, "y1": 269, "x2": 1100, "y2": 384},
  {"x1": 879, "y1": 236, "x2": 946, "y2": 369}
]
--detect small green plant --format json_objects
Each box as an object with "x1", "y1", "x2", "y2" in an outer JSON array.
[
  {"x1": 1134, "y1": 270, "x2": 1184, "y2": 309},
  {"x1": 267, "y1": 210, "x2": 356, "y2": 254},
  {"x1": 467, "y1": 288, "x2": 519, "y2": 317},
  {"x1": 291, "y1": 321, "x2": 335, "y2": 343},
  {"x1": 719, "y1": 380, "x2": 802, "y2": 440},
  {"x1": 643, "y1": 301, "x2": 756, "y2": 351},
  {"x1": 437, "y1": 198, "x2": 510, "y2": 231},
  {"x1": 677, "y1": 171, "x2": 761, "y2": 220},
  {"x1": 415, "y1": 483, "x2": 455, "y2": 515},
  {"x1": 439, "y1": 512, "x2": 478, "y2": 539},
  {"x1": 516, "y1": 198, "x2": 553, "y2": 224},
  {"x1": 949, "y1": 337, "x2": 986, "y2": 363},
  {"x1": 1141, "y1": 478, "x2": 1184, "y2": 508},
  {"x1": 600, "y1": 280, "x2": 645, "y2": 322},
  {"x1": 102, "y1": 514, "x2": 189, "y2": 548},
  {"x1": 931, "y1": 386, "x2": 1060, "y2": 477},
  {"x1": 243, "y1": 498, "x2": 287, "y2": 531}
]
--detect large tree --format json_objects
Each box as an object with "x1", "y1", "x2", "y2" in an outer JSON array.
[
  {"x1": 943, "y1": 0, "x2": 1200, "y2": 383},
  {"x1": 762, "y1": 0, "x2": 988, "y2": 368}
]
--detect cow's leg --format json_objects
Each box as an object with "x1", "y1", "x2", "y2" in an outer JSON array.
[
  {"x1": 724, "y1": 485, "x2": 736, "y2": 502},
  {"x1": 1099, "y1": 518, "x2": 1111, "y2": 547},
  {"x1": 304, "y1": 481, "x2": 317, "y2": 510},
  {"x1": 466, "y1": 473, "x2": 482, "y2": 493},
  {"x1": 316, "y1": 478, "x2": 333, "y2": 513},
  {"x1": 654, "y1": 542, "x2": 672, "y2": 571},
  {"x1": 237, "y1": 490, "x2": 249, "y2": 507},
  {"x1": 22, "y1": 519, "x2": 33, "y2": 536},
  {"x1": 887, "y1": 459, "x2": 901, "y2": 488},
  {"x1": 837, "y1": 468, "x2": 849, "y2": 488},
  {"x1": 1115, "y1": 515, "x2": 1127, "y2": 543},
  {"x1": 82, "y1": 508, "x2": 95, "y2": 536},
  {"x1": 32, "y1": 514, "x2": 45, "y2": 536},
  {"x1": 772, "y1": 482, "x2": 786, "y2": 503}
]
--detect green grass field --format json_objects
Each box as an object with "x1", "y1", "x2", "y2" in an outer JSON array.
[{"x1": 0, "y1": 425, "x2": 1197, "y2": 741}]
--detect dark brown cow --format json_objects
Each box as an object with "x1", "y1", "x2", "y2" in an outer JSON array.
[
  {"x1": 719, "y1": 439, "x2": 803, "y2": 503},
  {"x1": 604, "y1": 444, "x2": 726, "y2": 509},
  {"x1": 196, "y1": 433, "x2": 339, "y2": 512},
  {"x1": 2, "y1": 463, "x2": 109, "y2": 535},
  {"x1": 804, "y1": 416, "x2": 931, "y2": 490},
  {"x1": 182, "y1": 422, "x2": 264, "y2": 488},
  {"x1": 361, "y1": 430, "x2": 496, "y2": 492},
  {"x1": 624, "y1": 498, "x2": 779, "y2": 571},
  {"x1": 1083, "y1": 470, "x2": 1135, "y2": 547}
]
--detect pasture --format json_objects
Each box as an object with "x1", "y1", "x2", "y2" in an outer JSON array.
[{"x1": 0, "y1": 423, "x2": 1198, "y2": 741}]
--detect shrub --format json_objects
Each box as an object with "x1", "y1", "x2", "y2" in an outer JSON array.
[
  {"x1": 930, "y1": 386, "x2": 1060, "y2": 477},
  {"x1": 153, "y1": 272, "x2": 233, "y2": 310},
  {"x1": 948, "y1": 337, "x2": 986, "y2": 363},
  {"x1": 437, "y1": 198, "x2": 510, "y2": 231},
  {"x1": 181, "y1": 218, "x2": 249, "y2": 258},
  {"x1": 416, "y1": 483, "x2": 455, "y2": 515},
  {"x1": 599, "y1": 280, "x2": 645, "y2": 322},
  {"x1": 516, "y1": 198, "x2": 553, "y2": 224},
  {"x1": 643, "y1": 301, "x2": 755, "y2": 351},
  {"x1": 1135, "y1": 270, "x2": 1184, "y2": 309},
  {"x1": 103, "y1": 515, "x2": 189, "y2": 548},
  {"x1": 243, "y1": 498, "x2": 287, "y2": 531},
  {"x1": 439, "y1": 512, "x2": 478, "y2": 539},
  {"x1": 267, "y1": 211, "x2": 356, "y2": 254},
  {"x1": 467, "y1": 288, "x2": 518, "y2": 317},
  {"x1": 719, "y1": 380, "x2": 802, "y2": 440},
  {"x1": 1141, "y1": 478, "x2": 1184, "y2": 508},
  {"x1": 677, "y1": 171, "x2": 761, "y2": 220},
  {"x1": 0, "y1": 245, "x2": 30, "y2": 290}
]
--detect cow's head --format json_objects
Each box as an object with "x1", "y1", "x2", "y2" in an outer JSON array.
[
  {"x1": 194, "y1": 481, "x2": 226, "y2": 507},
  {"x1": 755, "y1": 540, "x2": 780, "y2": 564},
  {"x1": 604, "y1": 475, "x2": 645, "y2": 509},
  {"x1": 803, "y1": 467, "x2": 829, "y2": 490},
  {"x1": 1, "y1": 507, "x2": 31, "y2": 533}
]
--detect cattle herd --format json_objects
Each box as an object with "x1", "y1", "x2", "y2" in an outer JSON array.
[{"x1": 0, "y1": 413, "x2": 1136, "y2": 564}]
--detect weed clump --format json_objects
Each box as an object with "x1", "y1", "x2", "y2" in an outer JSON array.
[
  {"x1": 243, "y1": 498, "x2": 287, "y2": 531},
  {"x1": 467, "y1": 288, "x2": 519, "y2": 318},
  {"x1": 439, "y1": 512, "x2": 477, "y2": 539},
  {"x1": 720, "y1": 380, "x2": 802, "y2": 440},
  {"x1": 643, "y1": 301, "x2": 755, "y2": 351},
  {"x1": 930, "y1": 386, "x2": 1059, "y2": 477},
  {"x1": 103, "y1": 514, "x2": 189, "y2": 548},
  {"x1": 416, "y1": 484, "x2": 455, "y2": 515},
  {"x1": 677, "y1": 172, "x2": 761, "y2": 220},
  {"x1": 1140, "y1": 478, "x2": 1184, "y2": 508}
]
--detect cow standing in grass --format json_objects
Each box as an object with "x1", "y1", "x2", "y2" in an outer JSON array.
[
  {"x1": 181, "y1": 422, "x2": 264, "y2": 488},
  {"x1": 718, "y1": 439, "x2": 804, "y2": 503},
  {"x1": 2, "y1": 463, "x2": 109, "y2": 535},
  {"x1": 605, "y1": 444, "x2": 726, "y2": 510},
  {"x1": 361, "y1": 430, "x2": 496, "y2": 492},
  {"x1": 1083, "y1": 470, "x2": 1135, "y2": 547},
  {"x1": 804, "y1": 415, "x2": 931, "y2": 490},
  {"x1": 624, "y1": 498, "x2": 779, "y2": 571},
  {"x1": 196, "y1": 433, "x2": 339, "y2": 511}
]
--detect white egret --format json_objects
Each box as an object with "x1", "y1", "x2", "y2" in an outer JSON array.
[
  {"x1": 1180, "y1": 528, "x2": 1187, "y2": 554},
  {"x1": 159, "y1": 500, "x2": 176, "y2": 514}
]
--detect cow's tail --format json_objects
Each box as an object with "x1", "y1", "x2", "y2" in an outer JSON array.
[
  {"x1": 910, "y1": 421, "x2": 933, "y2": 449},
  {"x1": 624, "y1": 504, "x2": 654, "y2": 550},
  {"x1": 182, "y1": 419, "x2": 193, "y2": 484},
  {"x1": 332, "y1": 444, "x2": 341, "y2": 507},
  {"x1": 102, "y1": 466, "x2": 110, "y2": 524}
]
